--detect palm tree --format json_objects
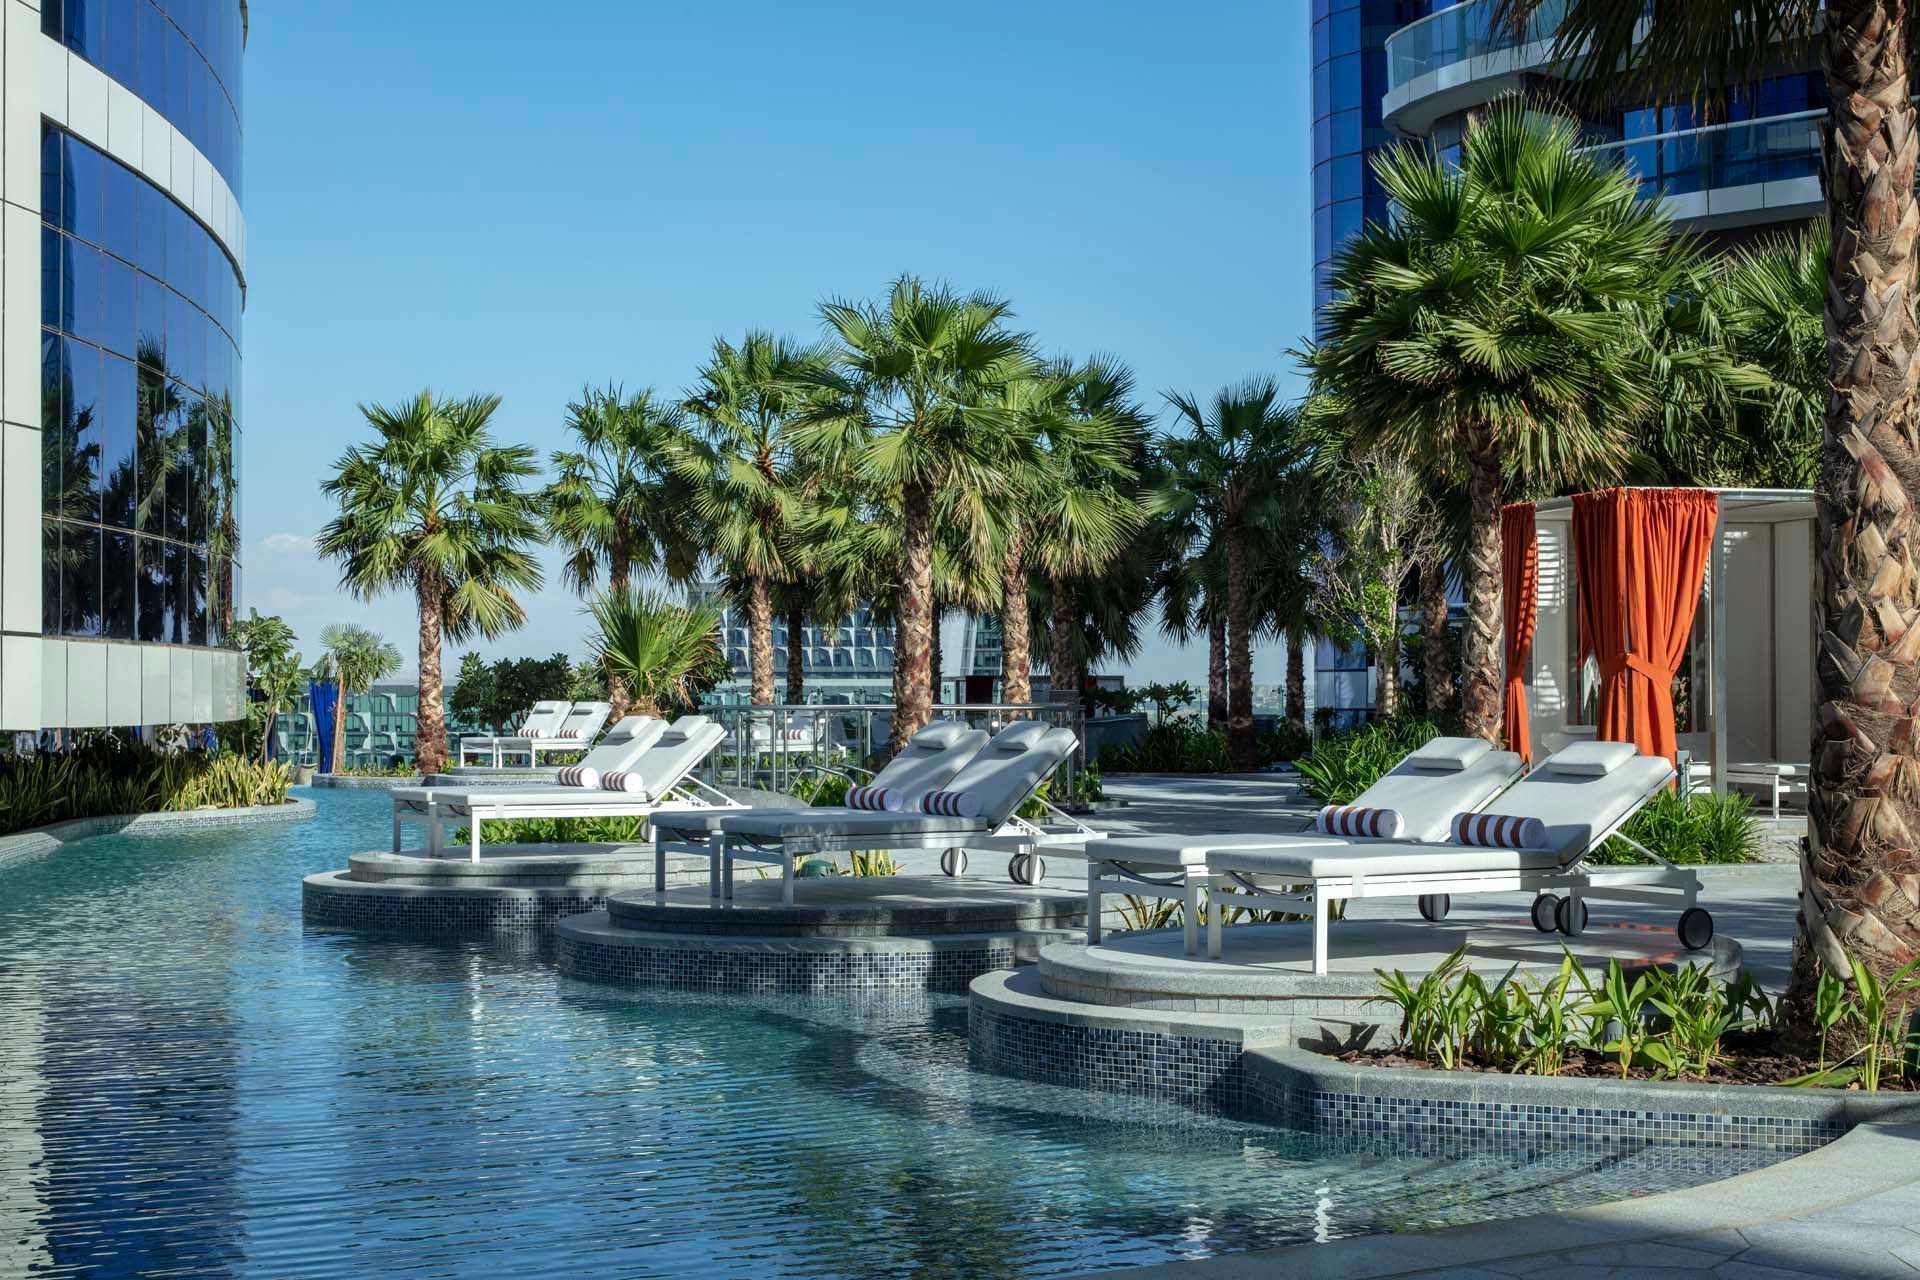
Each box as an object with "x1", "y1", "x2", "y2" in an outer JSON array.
[
  {"x1": 681, "y1": 332, "x2": 825, "y2": 707},
  {"x1": 1491, "y1": 0, "x2": 1917, "y2": 1029},
  {"x1": 1308, "y1": 101, "x2": 1686, "y2": 742},
  {"x1": 315, "y1": 624, "x2": 403, "y2": 772},
  {"x1": 317, "y1": 391, "x2": 545, "y2": 776},
  {"x1": 1161, "y1": 379, "x2": 1307, "y2": 770},
  {"x1": 800, "y1": 276, "x2": 1035, "y2": 751},
  {"x1": 547, "y1": 385, "x2": 700, "y2": 720},
  {"x1": 587, "y1": 589, "x2": 726, "y2": 717}
]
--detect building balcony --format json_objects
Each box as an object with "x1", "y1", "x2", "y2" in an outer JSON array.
[
  {"x1": 1382, "y1": 0, "x2": 1581, "y2": 132},
  {"x1": 1585, "y1": 110, "x2": 1822, "y2": 231}
]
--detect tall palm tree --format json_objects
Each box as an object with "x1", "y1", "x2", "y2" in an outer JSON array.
[
  {"x1": 318, "y1": 391, "x2": 544, "y2": 776},
  {"x1": 316, "y1": 624, "x2": 403, "y2": 772},
  {"x1": 587, "y1": 589, "x2": 726, "y2": 718},
  {"x1": 1492, "y1": 0, "x2": 1920, "y2": 1032},
  {"x1": 547, "y1": 385, "x2": 699, "y2": 720},
  {"x1": 800, "y1": 276, "x2": 1035, "y2": 751},
  {"x1": 1161, "y1": 380, "x2": 1308, "y2": 770},
  {"x1": 681, "y1": 332, "x2": 825, "y2": 707},
  {"x1": 1308, "y1": 101, "x2": 1686, "y2": 742}
]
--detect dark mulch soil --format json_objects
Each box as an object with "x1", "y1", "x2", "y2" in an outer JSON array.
[{"x1": 1335, "y1": 1031, "x2": 1919, "y2": 1090}]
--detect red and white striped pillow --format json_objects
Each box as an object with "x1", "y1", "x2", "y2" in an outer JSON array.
[
  {"x1": 1315, "y1": 805, "x2": 1406, "y2": 838},
  {"x1": 556, "y1": 765, "x2": 600, "y2": 789},
  {"x1": 555, "y1": 728, "x2": 586, "y2": 740},
  {"x1": 601, "y1": 770, "x2": 646, "y2": 795},
  {"x1": 844, "y1": 785, "x2": 897, "y2": 811},
  {"x1": 920, "y1": 790, "x2": 983, "y2": 818},
  {"x1": 1452, "y1": 813, "x2": 1549, "y2": 849}
]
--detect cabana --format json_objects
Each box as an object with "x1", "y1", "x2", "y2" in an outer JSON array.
[{"x1": 1510, "y1": 487, "x2": 1813, "y2": 816}]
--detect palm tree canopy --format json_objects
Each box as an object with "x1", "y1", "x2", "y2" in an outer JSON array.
[
  {"x1": 318, "y1": 623, "x2": 403, "y2": 696},
  {"x1": 547, "y1": 385, "x2": 700, "y2": 594},
  {"x1": 317, "y1": 390, "x2": 545, "y2": 642},
  {"x1": 1019, "y1": 355, "x2": 1149, "y2": 580},
  {"x1": 587, "y1": 589, "x2": 726, "y2": 715}
]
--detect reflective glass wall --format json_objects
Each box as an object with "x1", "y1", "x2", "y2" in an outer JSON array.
[
  {"x1": 1311, "y1": 1, "x2": 1412, "y2": 328},
  {"x1": 40, "y1": 129, "x2": 240, "y2": 645}
]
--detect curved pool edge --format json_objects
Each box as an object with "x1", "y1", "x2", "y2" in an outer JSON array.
[
  {"x1": 1072, "y1": 1118, "x2": 1920, "y2": 1279},
  {"x1": 0, "y1": 797, "x2": 316, "y2": 873}
]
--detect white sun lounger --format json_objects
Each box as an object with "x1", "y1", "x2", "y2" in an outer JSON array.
[
  {"x1": 458, "y1": 700, "x2": 571, "y2": 767},
  {"x1": 480, "y1": 701, "x2": 615, "y2": 769},
  {"x1": 396, "y1": 717, "x2": 739, "y2": 860},
  {"x1": 1193, "y1": 742, "x2": 1690, "y2": 974},
  {"x1": 1082, "y1": 736, "x2": 1525, "y2": 955},
  {"x1": 711, "y1": 720, "x2": 1094, "y2": 905},
  {"x1": 649, "y1": 718, "x2": 990, "y2": 892}
]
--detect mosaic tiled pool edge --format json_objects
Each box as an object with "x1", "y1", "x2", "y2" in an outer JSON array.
[{"x1": 303, "y1": 871, "x2": 624, "y2": 931}]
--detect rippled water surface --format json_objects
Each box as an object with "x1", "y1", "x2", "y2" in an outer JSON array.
[{"x1": 0, "y1": 788, "x2": 1788, "y2": 1278}]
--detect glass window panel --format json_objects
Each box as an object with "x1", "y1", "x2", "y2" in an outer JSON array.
[
  {"x1": 137, "y1": 180, "x2": 167, "y2": 278},
  {"x1": 167, "y1": 24, "x2": 191, "y2": 127},
  {"x1": 169, "y1": 290, "x2": 202, "y2": 391},
  {"x1": 64, "y1": 240, "x2": 103, "y2": 342},
  {"x1": 65, "y1": 0, "x2": 103, "y2": 59},
  {"x1": 41, "y1": 228, "x2": 61, "y2": 329},
  {"x1": 61, "y1": 522, "x2": 103, "y2": 638},
  {"x1": 136, "y1": 535, "x2": 172, "y2": 642},
  {"x1": 101, "y1": 352, "x2": 137, "y2": 529},
  {"x1": 181, "y1": 544, "x2": 205, "y2": 645},
  {"x1": 59, "y1": 341, "x2": 103, "y2": 525},
  {"x1": 43, "y1": 519, "x2": 61, "y2": 635},
  {"x1": 42, "y1": 1, "x2": 63, "y2": 41},
  {"x1": 62, "y1": 137, "x2": 102, "y2": 244},
  {"x1": 168, "y1": 388, "x2": 198, "y2": 543},
  {"x1": 102, "y1": 529, "x2": 135, "y2": 639},
  {"x1": 105, "y1": 0, "x2": 138, "y2": 84},
  {"x1": 41, "y1": 333, "x2": 63, "y2": 438},
  {"x1": 135, "y1": 360, "x2": 170, "y2": 535},
  {"x1": 100, "y1": 255, "x2": 135, "y2": 358},
  {"x1": 135, "y1": 271, "x2": 167, "y2": 365},
  {"x1": 102, "y1": 159, "x2": 137, "y2": 264},
  {"x1": 40, "y1": 125, "x2": 62, "y2": 226},
  {"x1": 165, "y1": 200, "x2": 192, "y2": 295},
  {"x1": 187, "y1": 400, "x2": 206, "y2": 545},
  {"x1": 138, "y1": 1, "x2": 168, "y2": 108}
]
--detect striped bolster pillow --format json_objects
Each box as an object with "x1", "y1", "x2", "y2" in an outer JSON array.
[
  {"x1": 1316, "y1": 805, "x2": 1405, "y2": 838},
  {"x1": 556, "y1": 765, "x2": 601, "y2": 789},
  {"x1": 1452, "y1": 813, "x2": 1549, "y2": 849},
  {"x1": 843, "y1": 784, "x2": 898, "y2": 811},
  {"x1": 919, "y1": 790, "x2": 983, "y2": 818},
  {"x1": 556, "y1": 729, "x2": 585, "y2": 740},
  {"x1": 601, "y1": 770, "x2": 647, "y2": 795}
]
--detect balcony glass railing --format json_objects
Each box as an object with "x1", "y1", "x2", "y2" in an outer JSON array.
[
  {"x1": 1584, "y1": 110, "x2": 1822, "y2": 200},
  {"x1": 1385, "y1": 0, "x2": 1571, "y2": 91}
]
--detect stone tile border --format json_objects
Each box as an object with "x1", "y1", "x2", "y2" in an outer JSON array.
[
  {"x1": 1075, "y1": 1120, "x2": 1920, "y2": 1279},
  {"x1": 310, "y1": 775, "x2": 423, "y2": 789},
  {"x1": 0, "y1": 798, "x2": 315, "y2": 873},
  {"x1": 303, "y1": 871, "x2": 628, "y2": 932}
]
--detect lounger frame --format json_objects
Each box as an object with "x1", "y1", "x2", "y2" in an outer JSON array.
[{"x1": 395, "y1": 773, "x2": 741, "y2": 862}]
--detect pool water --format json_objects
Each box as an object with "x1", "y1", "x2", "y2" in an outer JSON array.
[{"x1": 0, "y1": 787, "x2": 1785, "y2": 1279}]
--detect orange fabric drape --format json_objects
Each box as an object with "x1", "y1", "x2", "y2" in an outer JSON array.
[
  {"x1": 1500, "y1": 502, "x2": 1539, "y2": 764},
  {"x1": 1571, "y1": 488, "x2": 1718, "y2": 766}
]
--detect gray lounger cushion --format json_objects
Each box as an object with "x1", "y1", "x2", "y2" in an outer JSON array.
[
  {"x1": 1407, "y1": 736, "x2": 1492, "y2": 772},
  {"x1": 1545, "y1": 740, "x2": 1640, "y2": 777}
]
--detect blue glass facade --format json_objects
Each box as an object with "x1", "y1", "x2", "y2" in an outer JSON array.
[{"x1": 1311, "y1": 1, "x2": 1410, "y2": 327}]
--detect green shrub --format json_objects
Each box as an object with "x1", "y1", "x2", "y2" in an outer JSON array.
[
  {"x1": 1097, "y1": 722, "x2": 1231, "y2": 773},
  {"x1": 479, "y1": 815, "x2": 651, "y2": 845},
  {"x1": 1294, "y1": 716, "x2": 1448, "y2": 804},
  {"x1": 0, "y1": 740, "x2": 292, "y2": 836},
  {"x1": 1592, "y1": 789, "x2": 1758, "y2": 865}
]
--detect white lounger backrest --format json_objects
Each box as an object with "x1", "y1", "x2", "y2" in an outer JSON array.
[
  {"x1": 869, "y1": 720, "x2": 989, "y2": 799},
  {"x1": 1478, "y1": 742, "x2": 1675, "y2": 861},
  {"x1": 513, "y1": 700, "x2": 571, "y2": 737},
  {"x1": 938, "y1": 722, "x2": 1079, "y2": 824},
  {"x1": 1351, "y1": 736, "x2": 1526, "y2": 841},
  {"x1": 549, "y1": 701, "x2": 611, "y2": 742},
  {"x1": 577, "y1": 716, "x2": 667, "y2": 773},
  {"x1": 623, "y1": 717, "x2": 725, "y2": 801}
]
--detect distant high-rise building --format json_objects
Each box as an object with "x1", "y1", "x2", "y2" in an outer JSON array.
[{"x1": 693, "y1": 582, "x2": 898, "y2": 705}]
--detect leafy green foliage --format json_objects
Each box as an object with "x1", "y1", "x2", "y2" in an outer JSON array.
[
  {"x1": 1098, "y1": 720, "x2": 1305, "y2": 775},
  {"x1": 1592, "y1": 788, "x2": 1759, "y2": 865},
  {"x1": 1788, "y1": 954, "x2": 1920, "y2": 1092},
  {"x1": 0, "y1": 741, "x2": 292, "y2": 835},
  {"x1": 479, "y1": 815, "x2": 649, "y2": 845},
  {"x1": 1293, "y1": 716, "x2": 1447, "y2": 804},
  {"x1": 587, "y1": 590, "x2": 727, "y2": 717},
  {"x1": 230, "y1": 610, "x2": 303, "y2": 766},
  {"x1": 449, "y1": 652, "x2": 578, "y2": 733}
]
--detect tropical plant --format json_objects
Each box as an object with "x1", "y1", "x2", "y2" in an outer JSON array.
[
  {"x1": 448, "y1": 653, "x2": 576, "y2": 734},
  {"x1": 315, "y1": 624, "x2": 402, "y2": 773},
  {"x1": 230, "y1": 609, "x2": 302, "y2": 765},
  {"x1": 1307, "y1": 100, "x2": 1695, "y2": 743},
  {"x1": 317, "y1": 391, "x2": 545, "y2": 775},
  {"x1": 0, "y1": 739, "x2": 291, "y2": 836},
  {"x1": 1488, "y1": 0, "x2": 1920, "y2": 1030},
  {"x1": 1294, "y1": 715, "x2": 1448, "y2": 805},
  {"x1": 547, "y1": 385, "x2": 701, "y2": 719},
  {"x1": 798, "y1": 276, "x2": 1036, "y2": 751},
  {"x1": 1159, "y1": 379, "x2": 1311, "y2": 769},
  {"x1": 586, "y1": 589, "x2": 726, "y2": 717},
  {"x1": 1591, "y1": 790, "x2": 1759, "y2": 867}
]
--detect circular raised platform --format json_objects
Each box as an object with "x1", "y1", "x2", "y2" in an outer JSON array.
[{"x1": 604, "y1": 876, "x2": 1088, "y2": 938}]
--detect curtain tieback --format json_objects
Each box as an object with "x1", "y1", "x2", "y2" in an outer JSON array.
[{"x1": 1599, "y1": 652, "x2": 1665, "y2": 684}]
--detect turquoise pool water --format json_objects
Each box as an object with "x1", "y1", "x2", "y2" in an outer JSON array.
[{"x1": 0, "y1": 787, "x2": 1785, "y2": 1278}]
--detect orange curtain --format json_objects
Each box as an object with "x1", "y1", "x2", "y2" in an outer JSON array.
[
  {"x1": 1572, "y1": 488, "x2": 1718, "y2": 765},
  {"x1": 1500, "y1": 502, "x2": 1538, "y2": 763}
]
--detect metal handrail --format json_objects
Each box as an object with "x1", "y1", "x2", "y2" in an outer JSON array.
[{"x1": 1383, "y1": 0, "x2": 1575, "y2": 91}]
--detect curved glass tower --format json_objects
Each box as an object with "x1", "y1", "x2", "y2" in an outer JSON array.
[{"x1": 0, "y1": 1, "x2": 247, "y2": 729}]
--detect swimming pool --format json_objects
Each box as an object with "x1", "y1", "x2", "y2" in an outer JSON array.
[{"x1": 0, "y1": 787, "x2": 1785, "y2": 1278}]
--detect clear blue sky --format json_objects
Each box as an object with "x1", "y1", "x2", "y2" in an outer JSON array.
[{"x1": 240, "y1": 0, "x2": 1315, "y2": 683}]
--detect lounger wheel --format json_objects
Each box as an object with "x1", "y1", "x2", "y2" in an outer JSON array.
[
  {"x1": 1417, "y1": 893, "x2": 1451, "y2": 922},
  {"x1": 939, "y1": 848, "x2": 968, "y2": 877},
  {"x1": 1530, "y1": 895, "x2": 1559, "y2": 933},
  {"x1": 1554, "y1": 895, "x2": 1589, "y2": 937},
  {"x1": 1677, "y1": 907, "x2": 1714, "y2": 950},
  {"x1": 1008, "y1": 853, "x2": 1046, "y2": 886}
]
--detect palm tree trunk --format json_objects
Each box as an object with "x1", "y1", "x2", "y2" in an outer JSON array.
[
  {"x1": 785, "y1": 602, "x2": 807, "y2": 706},
  {"x1": 414, "y1": 574, "x2": 448, "y2": 777},
  {"x1": 1050, "y1": 575, "x2": 1079, "y2": 709},
  {"x1": 929, "y1": 602, "x2": 943, "y2": 703},
  {"x1": 1285, "y1": 624, "x2": 1306, "y2": 732},
  {"x1": 1225, "y1": 524, "x2": 1255, "y2": 771},
  {"x1": 607, "y1": 557, "x2": 631, "y2": 722},
  {"x1": 1422, "y1": 554, "x2": 1452, "y2": 716},
  {"x1": 1785, "y1": 0, "x2": 1920, "y2": 1036},
  {"x1": 330, "y1": 684, "x2": 347, "y2": 773},
  {"x1": 1208, "y1": 610, "x2": 1228, "y2": 729},
  {"x1": 890, "y1": 483, "x2": 936, "y2": 752},
  {"x1": 1460, "y1": 430, "x2": 1503, "y2": 742},
  {"x1": 746, "y1": 573, "x2": 775, "y2": 705},
  {"x1": 1000, "y1": 533, "x2": 1032, "y2": 706},
  {"x1": 1375, "y1": 551, "x2": 1403, "y2": 722}
]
